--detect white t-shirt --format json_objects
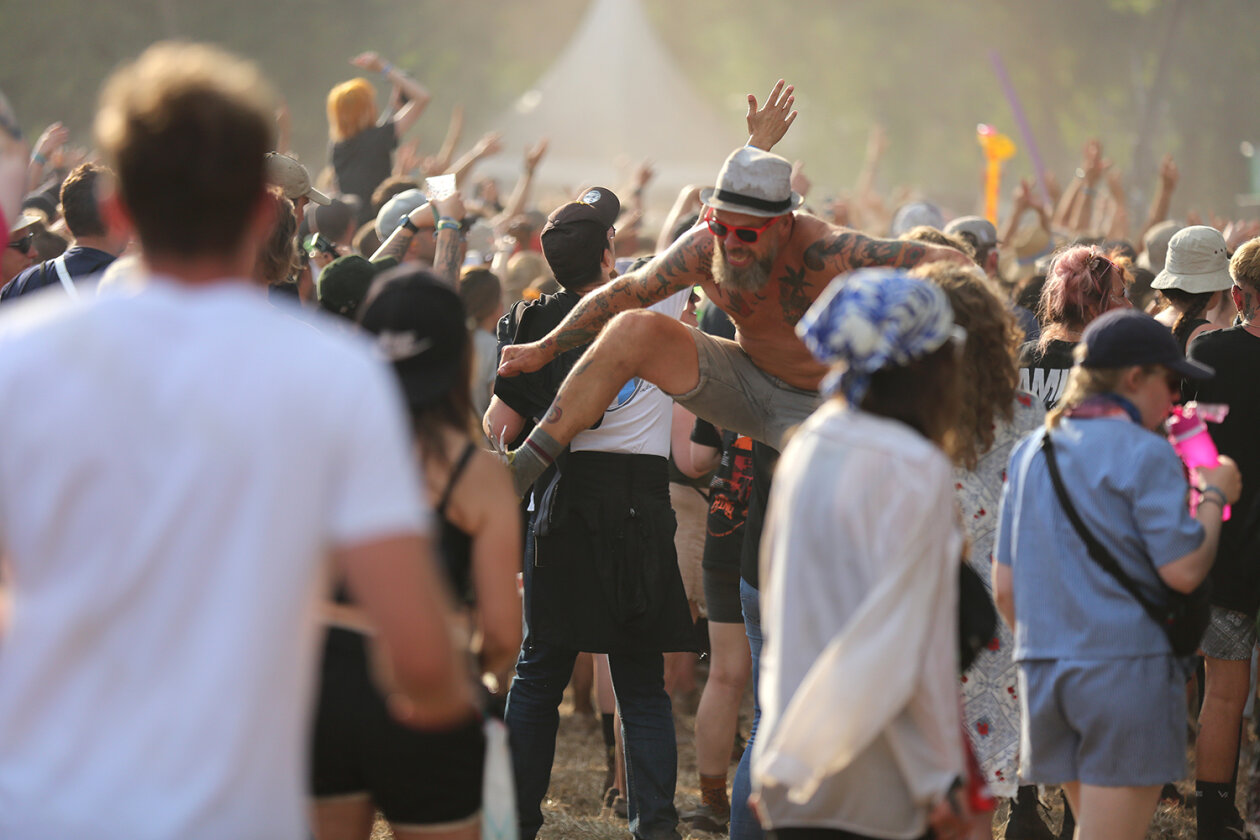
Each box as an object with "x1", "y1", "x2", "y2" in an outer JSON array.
[
  {"x1": 0, "y1": 278, "x2": 427, "y2": 839},
  {"x1": 571, "y1": 288, "x2": 688, "y2": 456}
]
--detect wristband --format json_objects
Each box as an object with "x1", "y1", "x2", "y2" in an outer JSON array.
[
  {"x1": 1202, "y1": 485, "x2": 1228, "y2": 506},
  {"x1": 31, "y1": 151, "x2": 47, "y2": 166},
  {"x1": 380, "y1": 61, "x2": 394, "y2": 76},
  {"x1": 400, "y1": 216, "x2": 420, "y2": 234},
  {"x1": 434, "y1": 218, "x2": 463, "y2": 235}
]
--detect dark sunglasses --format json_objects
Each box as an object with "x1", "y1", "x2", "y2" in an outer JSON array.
[
  {"x1": 6, "y1": 233, "x2": 33, "y2": 255},
  {"x1": 703, "y1": 207, "x2": 779, "y2": 244}
]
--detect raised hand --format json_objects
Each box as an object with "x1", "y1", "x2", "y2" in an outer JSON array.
[
  {"x1": 1080, "y1": 138, "x2": 1110, "y2": 186},
  {"x1": 473, "y1": 132, "x2": 502, "y2": 159},
  {"x1": 350, "y1": 51, "x2": 386, "y2": 73},
  {"x1": 746, "y1": 79, "x2": 797, "y2": 151},
  {"x1": 32, "y1": 122, "x2": 69, "y2": 162},
  {"x1": 524, "y1": 138, "x2": 549, "y2": 174},
  {"x1": 1159, "y1": 154, "x2": 1179, "y2": 191},
  {"x1": 634, "y1": 159, "x2": 655, "y2": 193}
]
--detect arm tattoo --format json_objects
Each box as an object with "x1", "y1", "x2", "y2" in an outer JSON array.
[
  {"x1": 433, "y1": 230, "x2": 462, "y2": 286},
  {"x1": 538, "y1": 241, "x2": 703, "y2": 354},
  {"x1": 371, "y1": 226, "x2": 414, "y2": 263},
  {"x1": 802, "y1": 231, "x2": 925, "y2": 273},
  {"x1": 544, "y1": 403, "x2": 563, "y2": 424}
]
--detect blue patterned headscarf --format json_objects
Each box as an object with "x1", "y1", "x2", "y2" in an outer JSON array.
[{"x1": 797, "y1": 268, "x2": 956, "y2": 404}]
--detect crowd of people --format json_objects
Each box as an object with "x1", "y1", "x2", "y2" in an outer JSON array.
[{"x1": 0, "y1": 40, "x2": 1258, "y2": 840}]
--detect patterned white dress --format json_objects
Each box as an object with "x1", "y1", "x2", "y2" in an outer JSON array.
[{"x1": 957, "y1": 391, "x2": 1044, "y2": 798}]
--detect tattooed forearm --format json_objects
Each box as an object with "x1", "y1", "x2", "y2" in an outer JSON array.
[
  {"x1": 433, "y1": 229, "x2": 463, "y2": 286},
  {"x1": 536, "y1": 242, "x2": 703, "y2": 354},
  {"x1": 371, "y1": 227, "x2": 414, "y2": 264}
]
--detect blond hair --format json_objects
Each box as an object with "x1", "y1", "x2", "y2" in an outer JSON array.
[
  {"x1": 1046, "y1": 344, "x2": 1128, "y2": 429},
  {"x1": 1230, "y1": 237, "x2": 1260, "y2": 292},
  {"x1": 326, "y1": 78, "x2": 378, "y2": 142}
]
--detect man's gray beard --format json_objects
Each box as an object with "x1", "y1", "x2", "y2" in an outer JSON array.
[{"x1": 713, "y1": 245, "x2": 774, "y2": 293}]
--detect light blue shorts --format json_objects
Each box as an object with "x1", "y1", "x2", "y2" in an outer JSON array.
[{"x1": 1018, "y1": 656, "x2": 1187, "y2": 786}]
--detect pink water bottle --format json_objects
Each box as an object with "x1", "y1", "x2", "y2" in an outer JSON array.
[{"x1": 1167, "y1": 402, "x2": 1231, "y2": 520}]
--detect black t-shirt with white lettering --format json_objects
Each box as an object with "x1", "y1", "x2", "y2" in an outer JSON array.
[{"x1": 1019, "y1": 339, "x2": 1077, "y2": 410}]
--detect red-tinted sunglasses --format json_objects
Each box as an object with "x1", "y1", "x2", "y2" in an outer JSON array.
[{"x1": 703, "y1": 207, "x2": 779, "y2": 244}]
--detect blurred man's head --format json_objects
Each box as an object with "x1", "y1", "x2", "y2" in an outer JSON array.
[{"x1": 95, "y1": 42, "x2": 275, "y2": 265}]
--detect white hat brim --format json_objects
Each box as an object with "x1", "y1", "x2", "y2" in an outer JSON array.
[{"x1": 1150, "y1": 267, "x2": 1233, "y2": 293}]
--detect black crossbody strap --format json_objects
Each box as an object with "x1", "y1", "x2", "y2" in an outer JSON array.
[{"x1": 1040, "y1": 432, "x2": 1166, "y2": 624}]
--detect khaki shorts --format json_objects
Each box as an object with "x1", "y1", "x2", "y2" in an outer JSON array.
[{"x1": 671, "y1": 328, "x2": 820, "y2": 450}]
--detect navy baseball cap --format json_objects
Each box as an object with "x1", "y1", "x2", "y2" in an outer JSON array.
[{"x1": 1079, "y1": 309, "x2": 1214, "y2": 380}]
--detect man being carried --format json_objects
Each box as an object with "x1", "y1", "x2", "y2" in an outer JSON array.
[{"x1": 498, "y1": 89, "x2": 968, "y2": 493}]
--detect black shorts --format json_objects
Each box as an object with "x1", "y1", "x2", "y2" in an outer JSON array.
[{"x1": 310, "y1": 627, "x2": 484, "y2": 825}]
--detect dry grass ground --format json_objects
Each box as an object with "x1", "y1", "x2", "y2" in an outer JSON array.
[{"x1": 367, "y1": 667, "x2": 1256, "y2": 840}]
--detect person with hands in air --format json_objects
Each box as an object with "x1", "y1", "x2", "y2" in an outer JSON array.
[
  {"x1": 497, "y1": 80, "x2": 971, "y2": 496},
  {"x1": 370, "y1": 187, "x2": 468, "y2": 283},
  {"x1": 328, "y1": 51, "x2": 431, "y2": 222}
]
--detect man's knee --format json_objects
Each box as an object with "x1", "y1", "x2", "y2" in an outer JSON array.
[{"x1": 606, "y1": 310, "x2": 683, "y2": 349}]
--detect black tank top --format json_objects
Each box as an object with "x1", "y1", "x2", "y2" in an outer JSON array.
[{"x1": 437, "y1": 441, "x2": 477, "y2": 605}]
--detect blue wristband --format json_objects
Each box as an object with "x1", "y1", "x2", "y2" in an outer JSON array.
[{"x1": 380, "y1": 61, "x2": 394, "y2": 77}]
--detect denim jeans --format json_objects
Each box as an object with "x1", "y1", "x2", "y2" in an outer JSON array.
[
  {"x1": 730, "y1": 578, "x2": 765, "y2": 840},
  {"x1": 505, "y1": 521, "x2": 681, "y2": 840}
]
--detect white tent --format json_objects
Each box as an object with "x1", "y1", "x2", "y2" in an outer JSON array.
[{"x1": 482, "y1": 0, "x2": 738, "y2": 202}]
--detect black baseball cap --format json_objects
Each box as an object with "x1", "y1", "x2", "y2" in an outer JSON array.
[
  {"x1": 357, "y1": 266, "x2": 467, "y2": 411},
  {"x1": 317, "y1": 255, "x2": 379, "y2": 320},
  {"x1": 540, "y1": 187, "x2": 619, "y2": 290},
  {"x1": 1079, "y1": 309, "x2": 1214, "y2": 380}
]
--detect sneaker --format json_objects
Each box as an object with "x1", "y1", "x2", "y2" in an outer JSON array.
[
  {"x1": 1002, "y1": 799, "x2": 1055, "y2": 840},
  {"x1": 680, "y1": 802, "x2": 729, "y2": 833}
]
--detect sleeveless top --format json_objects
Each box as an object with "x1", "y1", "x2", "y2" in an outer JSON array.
[{"x1": 437, "y1": 441, "x2": 477, "y2": 606}]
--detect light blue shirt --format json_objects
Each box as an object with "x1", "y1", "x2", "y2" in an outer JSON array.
[{"x1": 996, "y1": 416, "x2": 1204, "y2": 661}]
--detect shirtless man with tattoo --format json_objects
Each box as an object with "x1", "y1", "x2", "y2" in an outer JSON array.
[{"x1": 496, "y1": 80, "x2": 970, "y2": 493}]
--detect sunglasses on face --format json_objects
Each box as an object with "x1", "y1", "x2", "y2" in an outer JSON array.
[
  {"x1": 7, "y1": 233, "x2": 33, "y2": 255},
  {"x1": 702, "y1": 207, "x2": 779, "y2": 244}
]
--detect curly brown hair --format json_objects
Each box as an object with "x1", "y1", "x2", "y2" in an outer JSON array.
[{"x1": 912, "y1": 261, "x2": 1022, "y2": 470}]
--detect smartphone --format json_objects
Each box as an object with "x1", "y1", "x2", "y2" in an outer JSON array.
[{"x1": 303, "y1": 233, "x2": 338, "y2": 258}]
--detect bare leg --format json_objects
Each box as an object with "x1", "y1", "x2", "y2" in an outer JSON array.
[
  {"x1": 535, "y1": 311, "x2": 700, "y2": 448},
  {"x1": 694, "y1": 621, "x2": 752, "y2": 778},
  {"x1": 1073, "y1": 783, "x2": 1160, "y2": 840},
  {"x1": 570, "y1": 651, "x2": 594, "y2": 717},
  {"x1": 1199, "y1": 656, "x2": 1251, "y2": 781}
]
